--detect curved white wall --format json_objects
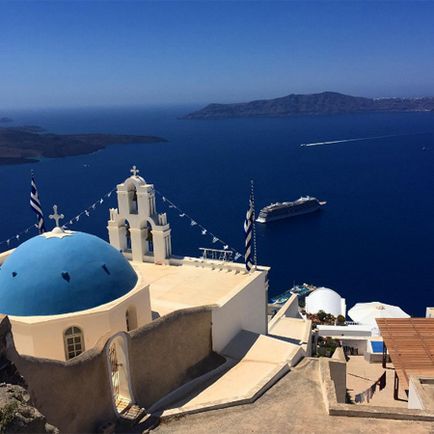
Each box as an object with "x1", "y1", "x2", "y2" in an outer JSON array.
[{"x1": 9, "y1": 285, "x2": 151, "y2": 361}]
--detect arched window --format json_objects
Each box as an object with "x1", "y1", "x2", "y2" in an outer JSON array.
[
  {"x1": 126, "y1": 306, "x2": 138, "y2": 332},
  {"x1": 64, "y1": 326, "x2": 84, "y2": 360}
]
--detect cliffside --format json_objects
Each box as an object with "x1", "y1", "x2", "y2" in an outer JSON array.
[
  {"x1": 0, "y1": 316, "x2": 58, "y2": 433},
  {"x1": 183, "y1": 91, "x2": 434, "y2": 119}
]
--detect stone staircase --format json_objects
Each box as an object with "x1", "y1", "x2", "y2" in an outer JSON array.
[{"x1": 112, "y1": 398, "x2": 160, "y2": 433}]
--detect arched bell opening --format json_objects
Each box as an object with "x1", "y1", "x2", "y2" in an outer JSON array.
[
  {"x1": 127, "y1": 185, "x2": 138, "y2": 215},
  {"x1": 145, "y1": 221, "x2": 153, "y2": 253},
  {"x1": 121, "y1": 220, "x2": 132, "y2": 252}
]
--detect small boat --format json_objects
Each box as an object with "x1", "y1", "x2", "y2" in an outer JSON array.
[
  {"x1": 270, "y1": 283, "x2": 317, "y2": 305},
  {"x1": 256, "y1": 196, "x2": 326, "y2": 223}
]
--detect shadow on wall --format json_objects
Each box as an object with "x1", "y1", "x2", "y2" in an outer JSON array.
[{"x1": 2, "y1": 306, "x2": 214, "y2": 433}]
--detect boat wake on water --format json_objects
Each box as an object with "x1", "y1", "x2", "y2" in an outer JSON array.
[{"x1": 300, "y1": 133, "x2": 406, "y2": 147}]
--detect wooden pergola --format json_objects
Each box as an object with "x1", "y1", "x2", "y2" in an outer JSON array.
[{"x1": 376, "y1": 318, "x2": 434, "y2": 399}]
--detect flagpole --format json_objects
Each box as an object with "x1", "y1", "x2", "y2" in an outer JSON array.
[{"x1": 250, "y1": 179, "x2": 258, "y2": 269}]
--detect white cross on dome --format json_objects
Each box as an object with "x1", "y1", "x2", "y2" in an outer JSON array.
[{"x1": 49, "y1": 205, "x2": 64, "y2": 228}]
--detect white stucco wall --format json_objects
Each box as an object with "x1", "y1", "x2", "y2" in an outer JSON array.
[
  {"x1": 317, "y1": 325, "x2": 373, "y2": 337},
  {"x1": 211, "y1": 271, "x2": 268, "y2": 353},
  {"x1": 10, "y1": 285, "x2": 152, "y2": 361}
]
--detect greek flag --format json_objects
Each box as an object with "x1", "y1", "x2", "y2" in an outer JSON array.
[
  {"x1": 30, "y1": 173, "x2": 45, "y2": 234},
  {"x1": 244, "y1": 191, "x2": 254, "y2": 271}
]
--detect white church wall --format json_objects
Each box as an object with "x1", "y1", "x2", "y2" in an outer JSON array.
[
  {"x1": 0, "y1": 248, "x2": 13, "y2": 265},
  {"x1": 211, "y1": 270, "x2": 268, "y2": 353},
  {"x1": 108, "y1": 173, "x2": 172, "y2": 265},
  {"x1": 10, "y1": 285, "x2": 152, "y2": 361}
]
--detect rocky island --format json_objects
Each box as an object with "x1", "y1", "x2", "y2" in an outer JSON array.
[
  {"x1": 0, "y1": 126, "x2": 166, "y2": 165},
  {"x1": 183, "y1": 91, "x2": 434, "y2": 119}
]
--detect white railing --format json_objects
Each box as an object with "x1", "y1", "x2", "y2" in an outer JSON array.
[{"x1": 199, "y1": 247, "x2": 234, "y2": 262}]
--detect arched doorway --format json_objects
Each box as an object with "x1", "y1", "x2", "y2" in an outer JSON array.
[
  {"x1": 107, "y1": 334, "x2": 134, "y2": 415},
  {"x1": 126, "y1": 306, "x2": 138, "y2": 332}
]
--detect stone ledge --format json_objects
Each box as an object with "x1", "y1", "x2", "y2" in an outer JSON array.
[{"x1": 319, "y1": 356, "x2": 434, "y2": 422}]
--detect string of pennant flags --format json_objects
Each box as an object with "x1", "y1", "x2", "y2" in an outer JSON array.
[
  {"x1": 0, "y1": 187, "x2": 117, "y2": 248},
  {"x1": 61, "y1": 187, "x2": 117, "y2": 229},
  {"x1": 154, "y1": 189, "x2": 243, "y2": 261},
  {"x1": 0, "y1": 186, "x2": 244, "y2": 262}
]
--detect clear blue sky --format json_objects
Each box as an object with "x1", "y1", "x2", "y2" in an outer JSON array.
[{"x1": 1, "y1": 1, "x2": 434, "y2": 108}]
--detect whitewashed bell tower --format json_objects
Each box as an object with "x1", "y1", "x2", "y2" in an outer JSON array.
[{"x1": 107, "y1": 166, "x2": 172, "y2": 264}]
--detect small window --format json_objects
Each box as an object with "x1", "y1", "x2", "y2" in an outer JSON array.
[{"x1": 64, "y1": 326, "x2": 84, "y2": 360}]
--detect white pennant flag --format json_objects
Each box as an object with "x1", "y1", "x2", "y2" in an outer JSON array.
[
  {"x1": 107, "y1": 191, "x2": 112, "y2": 197},
  {"x1": 212, "y1": 237, "x2": 218, "y2": 243},
  {"x1": 223, "y1": 245, "x2": 229, "y2": 250},
  {"x1": 85, "y1": 210, "x2": 90, "y2": 217},
  {"x1": 76, "y1": 215, "x2": 80, "y2": 222},
  {"x1": 234, "y1": 253, "x2": 241, "y2": 260},
  {"x1": 162, "y1": 196, "x2": 166, "y2": 202},
  {"x1": 179, "y1": 213, "x2": 185, "y2": 217},
  {"x1": 92, "y1": 204, "x2": 96, "y2": 210},
  {"x1": 99, "y1": 198, "x2": 104, "y2": 204},
  {"x1": 201, "y1": 229, "x2": 207, "y2": 235},
  {"x1": 16, "y1": 235, "x2": 20, "y2": 240},
  {"x1": 190, "y1": 220, "x2": 197, "y2": 226}
]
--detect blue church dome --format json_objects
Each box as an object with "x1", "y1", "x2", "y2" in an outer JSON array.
[{"x1": 0, "y1": 231, "x2": 138, "y2": 316}]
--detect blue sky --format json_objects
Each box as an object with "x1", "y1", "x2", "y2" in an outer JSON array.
[{"x1": 1, "y1": 1, "x2": 434, "y2": 108}]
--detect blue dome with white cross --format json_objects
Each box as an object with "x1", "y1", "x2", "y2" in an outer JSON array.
[{"x1": 0, "y1": 230, "x2": 138, "y2": 316}]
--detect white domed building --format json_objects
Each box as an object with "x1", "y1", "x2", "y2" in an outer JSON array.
[
  {"x1": 305, "y1": 287, "x2": 346, "y2": 318},
  {"x1": 0, "y1": 226, "x2": 152, "y2": 361}
]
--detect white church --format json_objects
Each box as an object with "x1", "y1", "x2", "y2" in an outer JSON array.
[
  {"x1": 0, "y1": 168, "x2": 318, "y2": 432},
  {"x1": 0, "y1": 168, "x2": 269, "y2": 362}
]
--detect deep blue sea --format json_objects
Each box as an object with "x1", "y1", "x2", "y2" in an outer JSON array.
[{"x1": 1, "y1": 106, "x2": 434, "y2": 316}]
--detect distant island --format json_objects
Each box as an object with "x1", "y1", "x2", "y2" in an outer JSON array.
[
  {"x1": 0, "y1": 126, "x2": 166, "y2": 165},
  {"x1": 183, "y1": 91, "x2": 434, "y2": 119}
]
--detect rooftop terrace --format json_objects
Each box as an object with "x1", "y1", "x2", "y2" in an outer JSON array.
[{"x1": 133, "y1": 260, "x2": 266, "y2": 316}]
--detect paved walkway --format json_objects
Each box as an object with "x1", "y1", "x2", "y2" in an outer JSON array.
[
  {"x1": 155, "y1": 331, "x2": 302, "y2": 417},
  {"x1": 154, "y1": 359, "x2": 434, "y2": 434}
]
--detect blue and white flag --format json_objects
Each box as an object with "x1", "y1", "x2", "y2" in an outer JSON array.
[
  {"x1": 30, "y1": 173, "x2": 46, "y2": 234},
  {"x1": 244, "y1": 190, "x2": 254, "y2": 271}
]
